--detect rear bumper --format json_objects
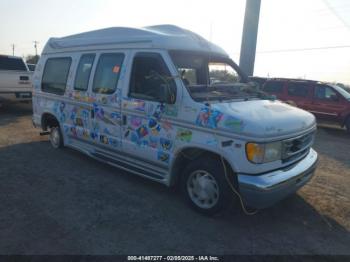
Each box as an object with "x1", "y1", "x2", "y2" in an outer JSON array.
[
  {"x1": 0, "y1": 91, "x2": 32, "y2": 102},
  {"x1": 237, "y1": 148, "x2": 318, "y2": 209}
]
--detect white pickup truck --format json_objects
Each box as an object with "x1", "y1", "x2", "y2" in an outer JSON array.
[{"x1": 0, "y1": 55, "x2": 33, "y2": 104}]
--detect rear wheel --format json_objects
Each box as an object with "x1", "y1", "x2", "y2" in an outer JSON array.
[
  {"x1": 346, "y1": 118, "x2": 350, "y2": 134},
  {"x1": 49, "y1": 126, "x2": 63, "y2": 149},
  {"x1": 181, "y1": 156, "x2": 235, "y2": 215}
]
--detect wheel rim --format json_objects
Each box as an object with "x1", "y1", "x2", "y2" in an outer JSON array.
[
  {"x1": 50, "y1": 128, "x2": 60, "y2": 148},
  {"x1": 187, "y1": 170, "x2": 219, "y2": 209}
]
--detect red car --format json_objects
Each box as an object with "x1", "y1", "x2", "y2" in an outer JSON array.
[{"x1": 260, "y1": 78, "x2": 350, "y2": 133}]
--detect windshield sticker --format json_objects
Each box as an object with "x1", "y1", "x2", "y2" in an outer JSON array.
[
  {"x1": 112, "y1": 65, "x2": 120, "y2": 74},
  {"x1": 196, "y1": 107, "x2": 223, "y2": 129},
  {"x1": 223, "y1": 116, "x2": 244, "y2": 132},
  {"x1": 176, "y1": 128, "x2": 192, "y2": 142}
]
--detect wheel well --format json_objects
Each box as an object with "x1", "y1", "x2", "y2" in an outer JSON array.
[
  {"x1": 169, "y1": 147, "x2": 235, "y2": 187},
  {"x1": 41, "y1": 113, "x2": 59, "y2": 131}
]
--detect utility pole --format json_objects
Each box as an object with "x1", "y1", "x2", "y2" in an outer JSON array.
[
  {"x1": 33, "y1": 41, "x2": 39, "y2": 56},
  {"x1": 11, "y1": 44, "x2": 15, "y2": 56},
  {"x1": 239, "y1": 0, "x2": 261, "y2": 76}
]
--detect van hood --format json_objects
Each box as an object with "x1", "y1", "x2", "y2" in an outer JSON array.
[{"x1": 213, "y1": 99, "x2": 316, "y2": 139}]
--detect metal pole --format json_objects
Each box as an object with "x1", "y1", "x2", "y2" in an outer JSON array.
[
  {"x1": 11, "y1": 44, "x2": 15, "y2": 56},
  {"x1": 33, "y1": 41, "x2": 39, "y2": 56},
  {"x1": 239, "y1": 0, "x2": 261, "y2": 76}
]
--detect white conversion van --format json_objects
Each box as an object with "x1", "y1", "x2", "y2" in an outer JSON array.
[{"x1": 32, "y1": 25, "x2": 318, "y2": 215}]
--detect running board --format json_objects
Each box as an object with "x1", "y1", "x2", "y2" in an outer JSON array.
[{"x1": 91, "y1": 151, "x2": 166, "y2": 181}]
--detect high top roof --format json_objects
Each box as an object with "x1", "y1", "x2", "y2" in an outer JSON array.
[{"x1": 42, "y1": 25, "x2": 228, "y2": 56}]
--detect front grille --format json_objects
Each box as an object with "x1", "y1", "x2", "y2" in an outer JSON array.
[{"x1": 282, "y1": 132, "x2": 314, "y2": 163}]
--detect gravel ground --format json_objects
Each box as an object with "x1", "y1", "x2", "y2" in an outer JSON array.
[{"x1": 0, "y1": 103, "x2": 349, "y2": 255}]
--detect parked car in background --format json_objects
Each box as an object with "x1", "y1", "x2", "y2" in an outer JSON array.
[
  {"x1": 261, "y1": 78, "x2": 350, "y2": 133},
  {"x1": 249, "y1": 76, "x2": 267, "y2": 88},
  {"x1": 32, "y1": 25, "x2": 318, "y2": 215},
  {"x1": 0, "y1": 55, "x2": 33, "y2": 104},
  {"x1": 27, "y1": 63, "x2": 36, "y2": 71}
]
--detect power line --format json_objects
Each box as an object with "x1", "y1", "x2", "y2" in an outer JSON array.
[
  {"x1": 257, "y1": 44, "x2": 350, "y2": 54},
  {"x1": 322, "y1": 0, "x2": 350, "y2": 31}
]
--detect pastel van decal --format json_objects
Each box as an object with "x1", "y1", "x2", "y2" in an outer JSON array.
[
  {"x1": 176, "y1": 128, "x2": 192, "y2": 142},
  {"x1": 123, "y1": 98, "x2": 146, "y2": 112},
  {"x1": 223, "y1": 116, "x2": 244, "y2": 132},
  {"x1": 160, "y1": 138, "x2": 173, "y2": 151},
  {"x1": 153, "y1": 104, "x2": 165, "y2": 120},
  {"x1": 148, "y1": 118, "x2": 161, "y2": 135},
  {"x1": 149, "y1": 136, "x2": 158, "y2": 148},
  {"x1": 164, "y1": 104, "x2": 178, "y2": 117},
  {"x1": 130, "y1": 116, "x2": 142, "y2": 129},
  {"x1": 136, "y1": 125, "x2": 148, "y2": 139},
  {"x1": 53, "y1": 101, "x2": 66, "y2": 123},
  {"x1": 161, "y1": 120, "x2": 173, "y2": 132},
  {"x1": 157, "y1": 150, "x2": 170, "y2": 163},
  {"x1": 196, "y1": 107, "x2": 223, "y2": 129}
]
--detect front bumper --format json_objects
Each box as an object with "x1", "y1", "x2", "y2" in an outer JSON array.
[{"x1": 237, "y1": 148, "x2": 318, "y2": 209}]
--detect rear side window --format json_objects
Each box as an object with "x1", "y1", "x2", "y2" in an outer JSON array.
[
  {"x1": 74, "y1": 54, "x2": 95, "y2": 91},
  {"x1": 92, "y1": 53, "x2": 125, "y2": 94},
  {"x1": 0, "y1": 56, "x2": 27, "y2": 71},
  {"x1": 287, "y1": 82, "x2": 309, "y2": 97},
  {"x1": 263, "y1": 81, "x2": 284, "y2": 93},
  {"x1": 42, "y1": 57, "x2": 72, "y2": 95}
]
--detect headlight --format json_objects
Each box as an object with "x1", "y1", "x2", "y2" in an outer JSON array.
[{"x1": 246, "y1": 141, "x2": 282, "y2": 164}]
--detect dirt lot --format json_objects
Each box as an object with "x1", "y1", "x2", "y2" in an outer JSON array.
[{"x1": 0, "y1": 103, "x2": 349, "y2": 255}]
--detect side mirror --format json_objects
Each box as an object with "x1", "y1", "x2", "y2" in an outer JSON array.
[{"x1": 160, "y1": 83, "x2": 176, "y2": 104}]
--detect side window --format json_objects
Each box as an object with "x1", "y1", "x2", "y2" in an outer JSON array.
[
  {"x1": 74, "y1": 54, "x2": 95, "y2": 91},
  {"x1": 92, "y1": 53, "x2": 125, "y2": 94},
  {"x1": 315, "y1": 85, "x2": 338, "y2": 101},
  {"x1": 287, "y1": 82, "x2": 309, "y2": 97},
  {"x1": 129, "y1": 53, "x2": 176, "y2": 103},
  {"x1": 42, "y1": 57, "x2": 72, "y2": 95},
  {"x1": 263, "y1": 81, "x2": 284, "y2": 93}
]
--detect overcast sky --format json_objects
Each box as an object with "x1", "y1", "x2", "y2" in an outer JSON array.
[{"x1": 1, "y1": 0, "x2": 349, "y2": 84}]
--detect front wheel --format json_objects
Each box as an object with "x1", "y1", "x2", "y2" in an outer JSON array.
[
  {"x1": 181, "y1": 156, "x2": 235, "y2": 215},
  {"x1": 49, "y1": 126, "x2": 63, "y2": 149}
]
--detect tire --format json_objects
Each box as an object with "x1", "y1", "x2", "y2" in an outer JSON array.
[
  {"x1": 346, "y1": 118, "x2": 350, "y2": 134},
  {"x1": 181, "y1": 155, "x2": 234, "y2": 215},
  {"x1": 49, "y1": 126, "x2": 64, "y2": 149}
]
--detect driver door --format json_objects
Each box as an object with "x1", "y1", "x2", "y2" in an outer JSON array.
[
  {"x1": 311, "y1": 84, "x2": 346, "y2": 121},
  {"x1": 121, "y1": 51, "x2": 178, "y2": 170}
]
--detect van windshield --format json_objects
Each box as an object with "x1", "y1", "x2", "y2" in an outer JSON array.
[
  {"x1": 169, "y1": 50, "x2": 262, "y2": 102},
  {"x1": 332, "y1": 84, "x2": 350, "y2": 100}
]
